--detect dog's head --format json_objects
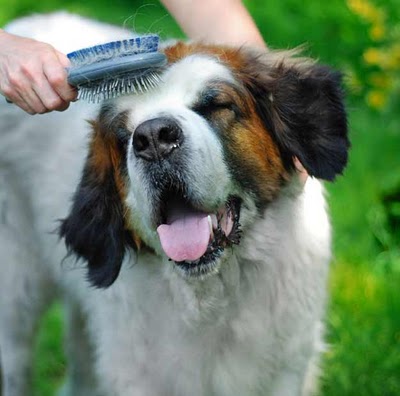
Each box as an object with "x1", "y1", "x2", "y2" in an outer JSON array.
[{"x1": 60, "y1": 43, "x2": 349, "y2": 288}]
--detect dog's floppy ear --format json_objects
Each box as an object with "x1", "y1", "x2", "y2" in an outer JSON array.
[
  {"x1": 241, "y1": 51, "x2": 349, "y2": 181},
  {"x1": 59, "y1": 117, "x2": 133, "y2": 288}
]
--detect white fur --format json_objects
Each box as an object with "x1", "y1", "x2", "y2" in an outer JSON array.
[{"x1": 0, "y1": 13, "x2": 331, "y2": 396}]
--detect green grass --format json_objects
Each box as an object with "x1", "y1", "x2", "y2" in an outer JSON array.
[
  {"x1": 328, "y1": 108, "x2": 400, "y2": 262},
  {"x1": 33, "y1": 305, "x2": 66, "y2": 396},
  {"x1": 323, "y1": 262, "x2": 400, "y2": 396},
  {"x1": 1, "y1": 0, "x2": 399, "y2": 395}
]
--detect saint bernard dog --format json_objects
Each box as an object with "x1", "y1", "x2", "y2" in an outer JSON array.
[{"x1": 0, "y1": 12, "x2": 349, "y2": 396}]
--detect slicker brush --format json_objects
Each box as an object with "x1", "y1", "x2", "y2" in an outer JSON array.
[{"x1": 67, "y1": 35, "x2": 167, "y2": 103}]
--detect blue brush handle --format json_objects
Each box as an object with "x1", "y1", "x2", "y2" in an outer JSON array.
[{"x1": 67, "y1": 52, "x2": 167, "y2": 86}]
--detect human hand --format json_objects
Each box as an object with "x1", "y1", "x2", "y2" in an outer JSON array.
[{"x1": 0, "y1": 30, "x2": 77, "y2": 114}]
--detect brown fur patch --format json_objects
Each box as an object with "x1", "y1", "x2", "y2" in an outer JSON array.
[
  {"x1": 164, "y1": 42, "x2": 244, "y2": 70},
  {"x1": 227, "y1": 108, "x2": 288, "y2": 203},
  {"x1": 89, "y1": 119, "x2": 144, "y2": 250}
]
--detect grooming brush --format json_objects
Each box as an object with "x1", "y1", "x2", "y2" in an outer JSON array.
[{"x1": 67, "y1": 35, "x2": 167, "y2": 103}]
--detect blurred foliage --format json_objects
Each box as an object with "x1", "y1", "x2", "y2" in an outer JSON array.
[
  {"x1": 0, "y1": 0, "x2": 183, "y2": 38},
  {"x1": 347, "y1": 0, "x2": 400, "y2": 111},
  {"x1": 1, "y1": 1, "x2": 399, "y2": 395},
  {"x1": 368, "y1": 174, "x2": 400, "y2": 275},
  {"x1": 243, "y1": 0, "x2": 400, "y2": 112},
  {"x1": 325, "y1": 261, "x2": 400, "y2": 396}
]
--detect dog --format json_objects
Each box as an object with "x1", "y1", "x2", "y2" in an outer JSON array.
[{"x1": 0, "y1": 12, "x2": 349, "y2": 396}]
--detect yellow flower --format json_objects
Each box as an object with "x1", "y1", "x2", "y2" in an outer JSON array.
[
  {"x1": 366, "y1": 90, "x2": 386, "y2": 109},
  {"x1": 347, "y1": 0, "x2": 385, "y2": 24},
  {"x1": 363, "y1": 48, "x2": 381, "y2": 65},
  {"x1": 369, "y1": 24, "x2": 385, "y2": 41},
  {"x1": 386, "y1": 44, "x2": 400, "y2": 69},
  {"x1": 347, "y1": 0, "x2": 397, "y2": 111}
]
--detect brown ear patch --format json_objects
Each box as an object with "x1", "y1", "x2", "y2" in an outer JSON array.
[
  {"x1": 88, "y1": 116, "x2": 144, "y2": 251},
  {"x1": 226, "y1": 48, "x2": 349, "y2": 181},
  {"x1": 164, "y1": 42, "x2": 245, "y2": 69}
]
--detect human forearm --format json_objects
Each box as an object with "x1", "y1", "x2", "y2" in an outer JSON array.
[{"x1": 161, "y1": 0, "x2": 266, "y2": 48}]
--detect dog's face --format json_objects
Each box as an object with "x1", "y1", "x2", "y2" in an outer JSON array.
[{"x1": 60, "y1": 43, "x2": 349, "y2": 288}]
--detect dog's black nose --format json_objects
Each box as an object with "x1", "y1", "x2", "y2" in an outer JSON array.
[{"x1": 132, "y1": 118, "x2": 183, "y2": 161}]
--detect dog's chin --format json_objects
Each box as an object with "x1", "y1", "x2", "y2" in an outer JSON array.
[{"x1": 155, "y1": 193, "x2": 242, "y2": 279}]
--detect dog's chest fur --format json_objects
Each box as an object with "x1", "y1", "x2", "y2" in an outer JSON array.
[{"x1": 82, "y1": 179, "x2": 330, "y2": 396}]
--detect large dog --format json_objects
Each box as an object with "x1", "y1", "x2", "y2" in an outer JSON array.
[{"x1": 0, "y1": 12, "x2": 349, "y2": 396}]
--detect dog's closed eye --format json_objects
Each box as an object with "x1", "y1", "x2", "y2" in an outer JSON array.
[{"x1": 192, "y1": 84, "x2": 244, "y2": 119}]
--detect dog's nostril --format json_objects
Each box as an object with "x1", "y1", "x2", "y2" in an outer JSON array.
[
  {"x1": 133, "y1": 117, "x2": 184, "y2": 161},
  {"x1": 134, "y1": 134, "x2": 150, "y2": 153},
  {"x1": 159, "y1": 126, "x2": 180, "y2": 145}
]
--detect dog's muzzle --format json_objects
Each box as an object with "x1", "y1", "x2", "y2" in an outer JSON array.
[
  {"x1": 132, "y1": 117, "x2": 183, "y2": 162},
  {"x1": 132, "y1": 116, "x2": 242, "y2": 277}
]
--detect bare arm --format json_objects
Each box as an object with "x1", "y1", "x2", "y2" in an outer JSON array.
[{"x1": 161, "y1": 0, "x2": 266, "y2": 48}]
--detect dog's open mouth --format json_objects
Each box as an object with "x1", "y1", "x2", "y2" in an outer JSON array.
[{"x1": 156, "y1": 193, "x2": 241, "y2": 276}]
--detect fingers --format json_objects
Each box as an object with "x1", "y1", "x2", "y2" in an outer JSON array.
[
  {"x1": 24, "y1": 50, "x2": 76, "y2": 113},
  {"x1": 4, "y1": 60, "x2": 67, "y2": 114},
  {"x1": 44, "y1": 50, "x2": 78, "y2": 104},
  {"x1": 2, "y1": 83, "x2": 37, "y2": 114},
  {"x1": 1, "y1": 71, "x2": 45, "y2": 114},
  {"x1": 0, "y1": 32, "x2": 77, "y2": 114}
]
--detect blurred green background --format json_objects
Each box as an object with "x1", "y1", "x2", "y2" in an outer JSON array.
[{"x1": 1, "y1": 0, "x2": 399, "y2": 395}]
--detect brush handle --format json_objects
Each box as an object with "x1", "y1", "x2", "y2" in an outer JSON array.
[{"x1": 67, "y1": 52, "x2": 167, "y2": 86}]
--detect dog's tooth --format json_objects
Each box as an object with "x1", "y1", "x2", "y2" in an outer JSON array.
[
  {"x1": 208, "y1": 215, "x2": 214, "y2": 239},
  {"x1": 210, "y1": 214, "x2": 218, "y2": 230}
]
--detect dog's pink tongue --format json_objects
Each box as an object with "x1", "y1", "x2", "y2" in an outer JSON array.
[{"x1": 157, "y1": 211, "x2": 210, "y2": 262}]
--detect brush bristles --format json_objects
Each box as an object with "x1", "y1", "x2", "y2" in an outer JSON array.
[
  {"x1": 77, "y1": 70, "x2": 162, "y2": 103},
  {"x1": 68, "y1": 36, "x2": 160, "y2": 67}
]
